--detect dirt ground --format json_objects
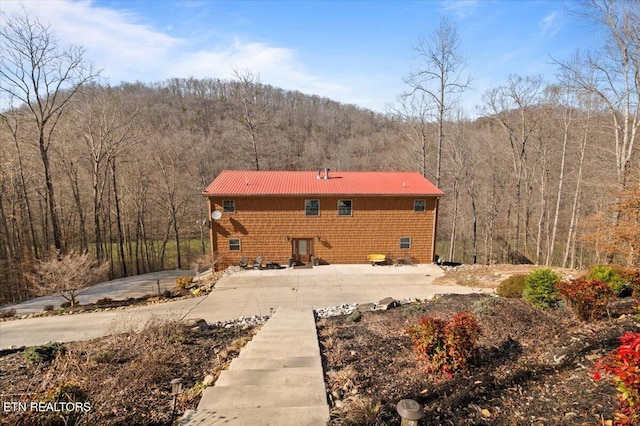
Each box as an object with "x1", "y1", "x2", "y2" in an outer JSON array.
[
  {"x1": 317, "y1": 290, "x2": 638, "y2": 425},
  {"x1": 432, "y1": 264, "x2": 582, "y2": 288},
  {"x1": 0, "y1": 319, "x2": 257, "y2": 426}
]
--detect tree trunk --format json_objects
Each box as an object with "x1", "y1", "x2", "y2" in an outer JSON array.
[
  {"x1": 548, "y1": 113, "x2": 569, "y2": 266},
  {"x1": 110, "y1": 160, "x2": 127, "y2": 276}
]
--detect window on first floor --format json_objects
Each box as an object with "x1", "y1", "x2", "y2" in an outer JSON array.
[
  {"x1": 223, "y1": 200, "x2": 235, "y2": 213},
  {"x1": 338, "y1": 199, "x2": 352, "y2": 216},
  {"x1": 305, "y1": 199, "x2": 320, "y2": 216},
  {"x1": 400, "y1": 237, "x2": 411, "y2": 250},
  {"x1": 414, "y1": 199, "x2": 426, "y2": 212},
  {"x1": 228, "y1": 238, "x2": 241, "y2": 251}
]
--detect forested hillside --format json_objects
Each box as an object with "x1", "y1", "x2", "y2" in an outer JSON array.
[{"x1": 1, "y1": 2, "x2": 638, "y2": 304}]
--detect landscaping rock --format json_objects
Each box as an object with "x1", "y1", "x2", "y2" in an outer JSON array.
[
  {"x1": 376, "y1": 297, "x2": 400, "y2": 310},
  {"x1": 203, "y1": 374, "x2": 215, "y2": 387},
  {"x1": 183, "y1": 318, "x2": 208, "y2": 331},
  {"x1": 314, "y1": 304, "x2": 357, "y2": 318},
  {"x1": 356, "y1": 303, "x2": 375, "y2": 313},
  {"x1": 210, "y1": 314, "x2": 269, "y2": 329}
]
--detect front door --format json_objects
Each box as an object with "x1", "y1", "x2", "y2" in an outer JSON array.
[{"x1": 292, "y1": 238, "x2": 312, "y2": 263}]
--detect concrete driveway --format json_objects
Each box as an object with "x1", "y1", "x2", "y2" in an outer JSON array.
[
  {"x1": 3, "y1": 269, "x2": 194, "y2": 316},
  {"x1": 0, "y1": 264, "x2": 486, "y2": 349}
]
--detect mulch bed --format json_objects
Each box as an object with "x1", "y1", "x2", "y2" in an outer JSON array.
[
  {"x1": 317, "y1": 293, "x2": 639, "y2": 425},
  {"x1": 0, "y1": 319, "x2": 256, "y2": 426}
]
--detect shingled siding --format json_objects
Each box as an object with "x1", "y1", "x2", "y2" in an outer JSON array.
[{"x1": 208, "y1": 196, "x2": 437, "y2": 268}]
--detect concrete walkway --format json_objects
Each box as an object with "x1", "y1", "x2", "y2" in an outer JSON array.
[{"x1": 180, "y1": 307, "x2": 329, "y2": 426}]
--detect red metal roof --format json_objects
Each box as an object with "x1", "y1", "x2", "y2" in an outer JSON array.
[{"x1": 202, "y1": 170, "x2": 444, "y2": 196}]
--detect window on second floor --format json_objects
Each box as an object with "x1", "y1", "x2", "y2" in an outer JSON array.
[
  {"x1": 305, "y1": 199, "x2": 320, "y2": 216},
  {"x1": 223, "y1": 200, "x2": 235, "y2": 213},
  {"x1": 338, "y1": 199, "x2": 352, "y2": 216},
  {"x1": 414, "y1": 199, "x2": 426, "y2": 212}
]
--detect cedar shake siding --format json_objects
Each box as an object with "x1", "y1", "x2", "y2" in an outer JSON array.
[
  {"x1": 203, "y1": 171, "x2": 444, "y2": 268},
  {"x1": 208, "y1": 196, "x2": 438, "y2": 267}
]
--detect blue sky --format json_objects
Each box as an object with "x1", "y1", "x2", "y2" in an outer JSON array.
[{"x1": 2, "y1": 0, "x2": 600, "y2": 114}]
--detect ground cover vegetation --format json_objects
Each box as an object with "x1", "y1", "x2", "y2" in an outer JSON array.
[
  {"x1": 318, "y1": 265, "x2": 640, "y2": 425},
  {"x1": 0, "y1": 319, "x2": 257, "y2": 426},
  {"x1": 1, "y1": 1, "x2": 639, "y2": 305}
]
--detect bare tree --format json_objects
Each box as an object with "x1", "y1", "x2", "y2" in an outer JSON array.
[
  {"x1": 0, "y1": 11, "x2": 98, "y2": 252},
  {"x1": 231, "y1": 70, "x2": 272, "y2": 170},
  {"x1": 557, "y1": 0, "x2": 640, "y2": 262},
  {"x1": 27, "y1": 251, "x2": 109, "y2": 307},
  {"x1": 404, "y1": 18, "x2": 471, "y2": 188},
  {"x1": 482, "y1": 75, "x2": 544, "y2": 257},
  {"x1": 389, "y1": 92, "x2": 434, "y2": 178}
]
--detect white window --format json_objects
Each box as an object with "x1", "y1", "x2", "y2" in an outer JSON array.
[
  {"x1": 338, "y1": 199, "x2": 352, "y2": 216},
  {"x1": 228, "y1": 238, "x2": 241, "y2": 251},
  {"x1": 400, "y1": 237, "x2": 411, "y2": 250},
  {"x1": 414, "y1": 199, "x2": 426, "y2": 212},
  {"x1": 305, "y1": 199, "x2": 320, "y2": 216},
  {"x1": 223, "y1": 200, "x2": 235, "y2": 213}
]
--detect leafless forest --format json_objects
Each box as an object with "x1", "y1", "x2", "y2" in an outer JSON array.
[{"x1": 1, "y1": 1, "x2": 638, "y2": 303}]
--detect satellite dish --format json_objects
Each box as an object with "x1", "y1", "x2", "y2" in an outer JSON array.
[{"x1": 211, "y1": 210, "x2": 222, "y2": 220}]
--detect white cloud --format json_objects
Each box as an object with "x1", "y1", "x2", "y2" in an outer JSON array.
[
  {"x1": 539, "y1": 11, "x2": 560, "y2": 40},
  {"x1": 439, "y1": 0, "x2": 479, "y2": 19},
  {"x1": 1, "y1": 0, "x2": 355, "y2": 106}
]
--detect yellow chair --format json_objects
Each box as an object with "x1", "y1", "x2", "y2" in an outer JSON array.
[{"x1": 367, "y1": 254, "x2": 386, "y2": 266}]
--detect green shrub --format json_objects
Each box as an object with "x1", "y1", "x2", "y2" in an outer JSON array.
[
  {"x1": 406, "y1": 312, "x2": 481, "y2": 379},
  {"x1": 43, "y1": 304, "x2": 54, "y2": 311},
  {"x1": 523, "y1": 268, "x2": 561, "y2": 309},
  {"x1": 60, "y1": 301, "x2": 71, "y2": 309},
  {"x1": 586, "y1": 265, "x2": 628, "y2": 296},
  {"x1": 497, "y1": 274, "x2": 527, "y2": 298},
  {"x1": 346, "y1": 310, "x2": 362, "y2": 323},
  {"x1": 556, "y1": 278, "x2": 613, "y2": 322},
  {"x1": 24, "y1": 342, "x2": 66, "y2": 364},
  {"x1": 175, "y1": 277, "x2": 192, "y2": 290},
  {"x1": 472, "y1": 297, "x2": 500, "y2": 318}
]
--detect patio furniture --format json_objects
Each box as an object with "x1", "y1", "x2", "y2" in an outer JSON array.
[
  {"x1": 367, "y1": 254, "x2": 386, "y2": 266},
  {"x1": 253, "y1": 256, "x2": 263, "y2": 269},
  {"x1": 239, "y1": 256, "x2": 249, "y2": 269}
]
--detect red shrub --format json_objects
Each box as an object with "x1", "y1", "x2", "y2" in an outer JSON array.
[
  {"x1": 593, "y1": 332, "x2": 640, "y2": 425},
  {"x1": 406, "y1": 312, "x2": 481, "y2": 379},
  {"x1": 556, "y1": 278, "x2": 613, "y2": 322}
]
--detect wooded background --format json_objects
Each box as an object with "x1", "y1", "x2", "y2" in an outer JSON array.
[{"x1": 1, "y1": 1, "x2": 638, "y2": 303}]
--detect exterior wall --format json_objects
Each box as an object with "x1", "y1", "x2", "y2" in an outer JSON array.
[{"x1": 208, "y1": 195, "x2": 438, "y2": 268}]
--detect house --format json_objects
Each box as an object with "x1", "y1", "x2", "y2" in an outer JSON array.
[{"x1": 202, "y1": 169, "x2": 444, "y2": 268}]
